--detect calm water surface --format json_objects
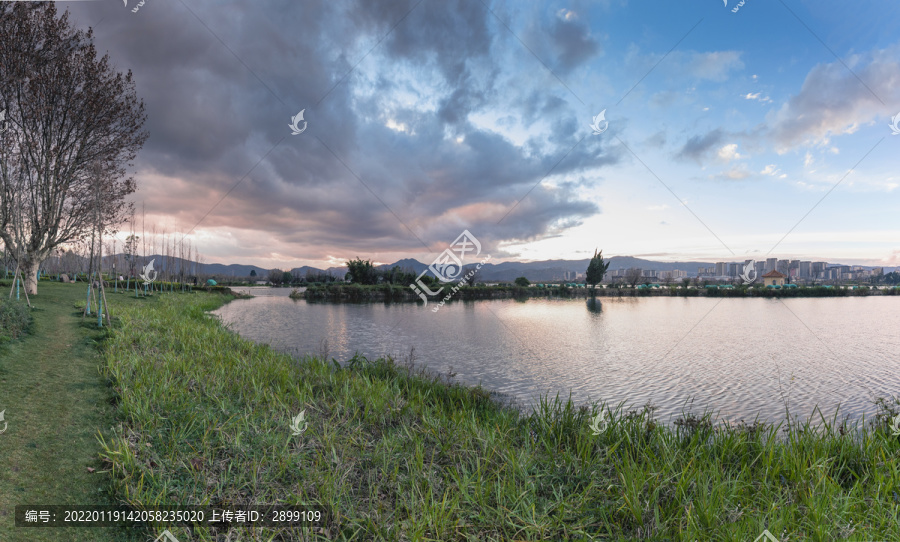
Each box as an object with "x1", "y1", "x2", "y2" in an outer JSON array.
[{"x1": 215, "y1": 290, "x2": 900, "y2": 425}]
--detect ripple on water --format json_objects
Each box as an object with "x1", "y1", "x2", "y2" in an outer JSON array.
[{"x1": 212, "y1": 296, "x2": 900, "y2": 425}]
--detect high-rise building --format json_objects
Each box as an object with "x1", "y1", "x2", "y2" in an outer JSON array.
[
  {"x1": 716, "y1": 262, "x2": 727, "y2": 276},
  {"x1": 798, "y1": 261, "x2": 811, "y2": 278},
  {"x1": 777, "y1": 260, "x2": 789, "y2": 274},
  {"x1": 812, "y1": 262, "x2": 827, "y2": 277},
  {"x1": 755, "y1": 260, "x2": 766, "y2": 278},
  {"x1": 727, "y1": 262, "x2": 740, "y2": 277},
  {"x1": 766, "y1": 258, "x2": 777, "y2": 272}
]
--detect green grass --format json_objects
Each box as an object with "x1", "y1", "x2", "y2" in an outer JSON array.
[
  {"x1": 0, "y1": 294, "x2": 31, "y2": 344},
  {"x1": 3, "y1": 281, "x2": 899, "y2": 540},
  {"x1": 91, "y1": 288, "x2": 900, "y2": 540},
  {"x1": 0, "y1": 281, "x2": 143, "y2": 542}
]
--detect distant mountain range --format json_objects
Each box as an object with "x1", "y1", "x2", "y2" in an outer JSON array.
[{"x1": 89, "y1": 253, "x2": 895, "y2": 282}]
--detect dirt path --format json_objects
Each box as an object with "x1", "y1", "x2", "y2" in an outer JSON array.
[{"x1": 0, "y1": 283, "x2": 142, "y2": 542}]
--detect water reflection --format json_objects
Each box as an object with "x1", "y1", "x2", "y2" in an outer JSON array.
[{"x1": 213, "y1": 296, "x2": 900, "y2": 426}]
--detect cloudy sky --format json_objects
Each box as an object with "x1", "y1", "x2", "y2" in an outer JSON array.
[{"x1": 60, "y1": 0, "x2": 900, "y2": 269}]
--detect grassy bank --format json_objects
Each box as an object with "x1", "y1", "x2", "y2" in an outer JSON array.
[
  {"x1": 94, "y1": 289, "x2": 900, "y2": 540},
  {"x1": 0, "y1": 282, "x2": 143, "y2": 542},
  {"x1": 301, "y1": 282, "x2": 539, "y2": 302},
  {"x1": 301, "y1": 282, "x2": 899, "y2": 304}
]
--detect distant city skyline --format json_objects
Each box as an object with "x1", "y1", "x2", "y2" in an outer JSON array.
[
  {"x1": 51, "y1": 251, "x2": 897, "y2": 282},
  {"x1": 55, "y1": 1, "x2": 900, "y2": 270}
]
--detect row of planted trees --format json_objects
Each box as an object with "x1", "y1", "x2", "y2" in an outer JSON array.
[
  {"x1": 0, "y1": 4, "x2": 148, "y2": 295},
  {"x1": 1, "y1": 210, "x2": 207, "y2": 290}
]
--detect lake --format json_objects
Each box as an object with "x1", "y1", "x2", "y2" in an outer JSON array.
[{"x1": 214, "y1": 289, "x2": 900, "y2": 426}]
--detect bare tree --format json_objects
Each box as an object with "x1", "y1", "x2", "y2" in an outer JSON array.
[
  {"x1": 0, "y1": 4, "x2": 148, "y2": 294},
  {"x1": 268, "y1": 269, "x2": 284, "y2": 286},
  {"x1": 625, "y1": 267, "x2": 643, "y2": 288},
  {"x1": 467, "y1": 264, "x2": 482, "y2": 286}
]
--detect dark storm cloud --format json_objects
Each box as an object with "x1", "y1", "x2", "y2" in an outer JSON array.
[
  {"x1": 522, "y1": 7, "x2": 601, "y2": 77},
  {"x1": 674, "y1": 128, "x2": 725, "y2": 163},
  {"x1": 61, "y1": 0, "x2": 612, "y2": 259}
]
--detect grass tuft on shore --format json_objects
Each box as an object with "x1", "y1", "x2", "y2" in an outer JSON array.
[
  {"x1": 98, "y1": 291, "x2": 900, "y2": 540},
  {"x1": 0, "y1": 295, "x2": 31, "y2": 344}
]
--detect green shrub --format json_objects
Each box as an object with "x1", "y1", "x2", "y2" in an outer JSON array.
[{"x1": 0, "y1": 297, "x2": 31, "y2": 343}]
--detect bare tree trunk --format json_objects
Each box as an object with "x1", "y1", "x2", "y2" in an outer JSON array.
[{"x1": 22, "y1": 258, "x2": 39, "y2": 294}]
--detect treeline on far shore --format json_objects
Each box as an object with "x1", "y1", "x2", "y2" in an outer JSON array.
[{"x1": 296, "y1": 282, "x2": 900, "y2": 302}]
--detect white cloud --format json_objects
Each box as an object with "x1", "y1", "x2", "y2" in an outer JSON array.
[
  {"x1": 723, "y1": 167, "x2": 751, "y2": 180},
  {"x1": 768, "y1": 44, "x2": 900, "y2": 151},
  {"x1": 743, "y1": 92, "x2": 772, "y2": 104},
  {"x1": 709, "y1": 165, "x2": 751, "y2": 181},
  {"x1": 385, "y1": 118, "x2": 410, "y2": 133},
  {"x1": 717, "y1": 143, "x2": 743, "y2": 162}
]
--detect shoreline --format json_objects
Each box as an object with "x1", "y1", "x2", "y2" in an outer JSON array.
[
  {"x1": 298, "y1": 282, "x2": 900, "y2": 303},
  {"x1": 85, "y1": 286, "x2": 900, "y2": 539},
  {"x1": 223, "y1": 292, "x2": 896, "y2": 430}
]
